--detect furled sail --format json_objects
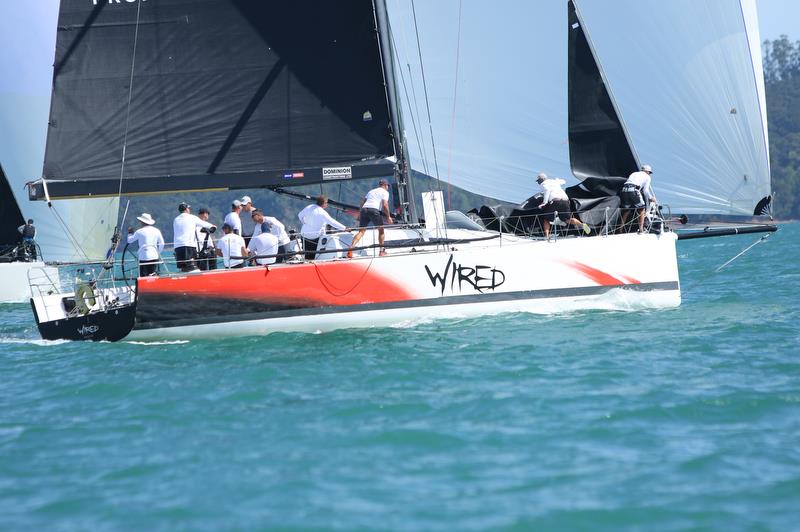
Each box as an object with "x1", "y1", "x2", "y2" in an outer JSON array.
[
  {"x1": 0, "y1": 1, "x2": 117, "y2": 262},
  {"x1": 30, "y1": 0, "x2": 397, "y2": 201},
  {"x1": 573, "y1": 0, "x2": 771, "y2": 215}
]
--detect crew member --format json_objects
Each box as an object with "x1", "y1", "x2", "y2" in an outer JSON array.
[
  {"x1": 239, "y1": 195, "x2": 256, "y2": 238},
  {"x1": 298, "y1": 195, "x2": 346, "y2": 260},
  {"x1": 17, "y1": 219, "x2": 37, "y2": 260},
  {"x1": 127, "y1": 213, "x2": 164, "y2": 277},
  {"x1": 224, "y1": 199, "x2": 243, "y2": 236},
  {"x1": 196, "y1": 207, "x2": 217, "y2": 270},
  {"x1": 347, "y1": 178, "x2": 393, "y2": 258},
  {"x1": 251, "y1": 209, "x2": 290, "y2": 263},
  {"x1": 536, "y1": 173, "x2": 590, "y2": 240},
  {"x1": 249, "y1": 222, "x2": 280, "y2": 265},
  {"x1": 619, "y1": 164, "x2": 657, "y2": 234},
  {"x1": 216, "y1": 223, "x2": 248, "y2": 268},
  {"x1": 173, "y1": 202, "x2": 216, "y2": 272}
]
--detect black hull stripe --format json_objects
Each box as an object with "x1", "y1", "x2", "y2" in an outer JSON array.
[{"x1": 134, "y1": 281, "x2": 680, "y2": 331}]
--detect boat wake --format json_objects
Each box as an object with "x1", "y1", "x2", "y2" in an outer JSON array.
[
  {"x1": 126, "y1": 340, "x2": 191, "y2": 346},
  {"x1": 0, "y1": 337, "x2": 71, "y2": 346}
]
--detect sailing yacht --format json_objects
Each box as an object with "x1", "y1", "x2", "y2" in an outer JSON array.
[{"x1": 25, "y1": 0, "x2": 774, "y2": 341}]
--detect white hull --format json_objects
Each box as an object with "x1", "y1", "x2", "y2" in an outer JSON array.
[{"x1": 0, "y1": 262, "x2": 58, "y2": 303}]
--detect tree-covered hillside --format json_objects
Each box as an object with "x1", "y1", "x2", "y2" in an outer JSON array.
[{"x1": 763, "y1": 36, "x2": 800, "y2": 220}]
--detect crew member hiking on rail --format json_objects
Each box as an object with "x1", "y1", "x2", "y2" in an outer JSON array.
[
  {"x1": 536, "y1": 173, "x2": 590, "y2": 240},
  {"x1": 127, "y1": 213, "x2": 164, "y2": 277},
  {"x1": 348, "y1": 178, "x2": 393, "y2": 258}
]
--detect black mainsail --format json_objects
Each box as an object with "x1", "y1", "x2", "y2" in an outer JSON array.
[{"x1": 30, "y1": 0, "x2": 401, "y2": 201}]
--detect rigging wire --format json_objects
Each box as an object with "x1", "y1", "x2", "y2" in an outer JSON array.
[
  {"x1": 714, "y1": 233, "x2": 772, "y2": 272},
  {"x1": 445, "y1": 0, "x2": 463, "y2": 210},
  {"x1": 411, "y1": 0, "x2": 442, "y2": 189},
  {"x1": 387, "y1": 25, "x2": 429, "y2": 178},
  {"x1": 116, "y1": 0, "x2": 143, "y2": 207}
]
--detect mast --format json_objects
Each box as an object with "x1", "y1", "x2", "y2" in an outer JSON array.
[{"x1": 373, "y1": 0, "x2": 418, "y2": 224}]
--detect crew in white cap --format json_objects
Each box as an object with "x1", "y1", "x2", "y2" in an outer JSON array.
[
  {"x1": 619, "y1": 164, "x2": 657, "y2": 234},
  {"x1": 127, "y1": 213, "x2": 164, "y2": 277},
  {"x1": 535, "y1": 172, "x2": 590, "y2": 240},
  {"x1": 224, "y1": 199, "x2": 243, "y2": 236},
  {"x1": 239, "y1": 195, "x2": 256, "y2": 237}
]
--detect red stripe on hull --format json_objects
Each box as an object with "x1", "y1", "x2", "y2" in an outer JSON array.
[
  {"x1": 137, "y1": 262, "x2": 417, "y2": 307},
  {"x1": 561, "y1": 260, "x2": 636, "y2": 286}
]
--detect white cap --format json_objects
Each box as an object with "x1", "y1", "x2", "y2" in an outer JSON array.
[
  {"x1": 137, "y1": 213, "x2": 155, "y2": 225},
  {"x1": 641, "y1": 164, "x2": 653, "y2": 173},
  {"x1": 232, "y1": 199, "x2": 242, "y2": 207},
  {"x1": 240, "y1": 195, "x2": 252, "y2": 205}
]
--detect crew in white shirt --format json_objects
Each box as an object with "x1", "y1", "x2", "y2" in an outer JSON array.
[
  {"x1": 173, "y1": 202, "x2": 216, "y2": 272},
  {"x1": 619, "y1": 164, "x2": 657, "y2": 234},
  {"x1": 127, "y1": 213, "x2": 165, "y2": 276},
  {"x1": 249, "y1": 222, "x2": 280, "y2": 265},
  {"x1": 224, "y1": 199, "x2": 243, "y2": 236},
  {"x1": 298, "y1": 195, "x2": 346, "y2": 260},
  {"x1": 216, "y1": 223, "x2": 248, "y2": 268},
  {"x1": 348, "y1": 178, "x2": 393, "y2": 258},
  {"x1": 535, "y1": 173, "x2": 590, "y2": 240},
  {"x1": 251, "y1": 209, "x2": 290, "y2": 263}
]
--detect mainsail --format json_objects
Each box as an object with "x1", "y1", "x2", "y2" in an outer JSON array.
[{"x1": 30, "y1": 0, "x2": 399, "y2": 201}]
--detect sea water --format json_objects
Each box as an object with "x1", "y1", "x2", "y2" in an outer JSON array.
[{"x1": 1, "y1": 224, "x2": 798, "y2": 530}]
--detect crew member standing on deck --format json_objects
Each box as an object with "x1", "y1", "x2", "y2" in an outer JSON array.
[
  {"x1": 536, "y1": 173, "x2": 590, "y2": 240},
  {"x1": 619, "y1": 164, "x2": 657, "y2": 234},
  {"x1": 224, "y1": 199, "x2": 243, "y2": 236},
  {"x1": 195, "y1": 207, "x2": 217, "y2": 270},
  {"x1": 173, "y1": 202, "x2": 216, "y2": 272},
  {"x1": 347, "y1": 178, "x2": 393, "y2": 258},
  {"x1": 239, "y1": 195, "x2": 256, "y2": 238},
  {"x1": 298, "y1": 195, "x2": 346, "y2": 260},
  {"x1": 127, "y1": 213, "x2": 164, "y2": 277},
  {"x1": 17, "y1": 219, "x2": 37, "y2": 260}
]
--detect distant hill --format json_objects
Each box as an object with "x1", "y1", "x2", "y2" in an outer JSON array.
[{"x1": 763, "y1": 36, "x2": 800, "y2": 220}]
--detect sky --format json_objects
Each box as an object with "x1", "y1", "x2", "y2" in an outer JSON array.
[{"x1": 757, "y1": 0, "x2": 800, "y2": 40}]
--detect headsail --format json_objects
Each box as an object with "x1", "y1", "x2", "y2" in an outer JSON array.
[
  {"x1": 0, "y1": 1, "x2": 117, "y2": 262},
  {"x1": 30, "y1": 0, "x2": 397, "y2": 201},
  {"x1": 574, "y1": 0, "x2": 772, "y2": 215},
  {"x1": 0, "y1": 164, "x2": 25, "y2": 246}
]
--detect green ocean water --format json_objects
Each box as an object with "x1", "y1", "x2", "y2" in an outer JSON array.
[{"x1": 1, "y1": 224, "x2": 799, "y2": 530}]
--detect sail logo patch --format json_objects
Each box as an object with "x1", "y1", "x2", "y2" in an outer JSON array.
[
  {"x1": 92, "y1": 0, "x2": 147, "y2": 5},
  {"x1": 282, "y1": 172, "x2": 305, "y2": 179},
  {"x1": 322, "y1": 167, "x2": 353, "y2": 181}
]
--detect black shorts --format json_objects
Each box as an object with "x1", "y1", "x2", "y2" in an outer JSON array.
[
  {"x1": 541, "y1": 199, "x2": 572, "y2": 222},
  {"x1": 358, "y1": 208, "x2": 384, "y2": 228},
  {"x1": 621, "y1": 186, "x2": 645, "y2": 209}
]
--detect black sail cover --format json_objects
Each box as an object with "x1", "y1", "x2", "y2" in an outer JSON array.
[
  {"x1": 567, "y1": 0, "x2": 638, "y2": 180},
  {"x1": 1, "y1": 164, "x2": 26, "y2": 245},
  {"x1": 36, "y1": 0, "x2": 395, "y2": 199}
]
